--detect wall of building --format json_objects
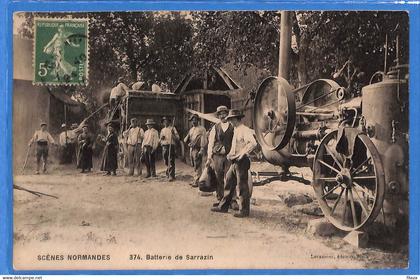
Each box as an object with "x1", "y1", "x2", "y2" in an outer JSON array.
[
  {"x1": 13, "y1": 80, "x2": 51, "y2": 171},
  {"x1": 223, "y1": 63, "x2": 273, "y2": 128},
  {"x1": 126, "y1": 94, "x2": 185, "y2": 135},
  {"x1": 13, "y1": 35, "x2": 86, "y2": 171},
  {"x1": 231, "y1": 96, "x2": 253, "y2": 128},
  {"x1": 48, "y1": 95, "x2": 85, "y2": 135}
]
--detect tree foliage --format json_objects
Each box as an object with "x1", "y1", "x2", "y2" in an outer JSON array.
[
  {"x1": 293, "y1": 11, "x2": 409, "y2": 86},
  {"x1": 16, "y1": 12, "x2": 194, "y2": 106},
  {"x1": 16, "y1": 11, "x2": 409, "y2": 108},
  {"x1": 190, "y1": 11, "x2": 408, "y2": 88},
  {"x1": 191, "y1": 11, "x2": 281, "y2": 74}
]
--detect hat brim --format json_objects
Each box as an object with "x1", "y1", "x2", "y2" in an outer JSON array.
[
  {"x1": 225, "y1": 114, "x2": 244, "y2": 120},
  {"x1": 216, "y1": 109, "x2": 229, "y2": 115}
]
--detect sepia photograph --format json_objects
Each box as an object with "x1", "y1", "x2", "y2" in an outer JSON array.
[{"x1": 12, "y1": 10, "x2": 409, "y2": 270}]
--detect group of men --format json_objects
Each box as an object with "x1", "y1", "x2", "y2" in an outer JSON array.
[
  {"x1": 185, "y1": 106, "x2": 258, "y2": 218},
  {"x1": 119, "y1": 116, "x2": 180, "y2": 180},
  {"x1": 108, "y1": 77, "x2": 162, "y2": 105},
  {"x1": 27, "y1": 104, "x2": 257, "y2": 218},
  {"x1": 107, "y1": 78, "x2": 165, "y2": 132},
  {"x1": 28, "y1": 120, "x2": 94, "y2": 175},
  {"x1": 120, "y1": 105, "x2": 257, "y2": 217}
]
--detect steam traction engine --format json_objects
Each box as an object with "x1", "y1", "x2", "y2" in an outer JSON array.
[{"x1": 253, "y1": 61, "x2": 409, "y2": 232}]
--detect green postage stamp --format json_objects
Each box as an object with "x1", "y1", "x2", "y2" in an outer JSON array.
[{"x1": 33, "y1": 18, "x2": 89, "y2": 85}]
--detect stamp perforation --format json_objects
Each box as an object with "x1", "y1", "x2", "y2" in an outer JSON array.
[{"x1": 32, "y1": 16, "x2": 89, "y2": 87}]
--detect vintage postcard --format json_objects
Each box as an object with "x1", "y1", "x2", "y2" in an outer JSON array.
[{"x1": 12, "y1": 10, "x2": 409, "y2": 270}]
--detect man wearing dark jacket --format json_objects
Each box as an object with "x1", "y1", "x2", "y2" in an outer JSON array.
[
  {"x1": 211, "y1": 109, "x2": 257, "y2": 218},
  {"x1": 206, "y1": 106, "x2": 235, "y2": 203}
]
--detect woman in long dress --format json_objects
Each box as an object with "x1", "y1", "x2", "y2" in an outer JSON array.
[
  {"x1": 77, "y1": 125, "x2": 93, "y2": 173},
  {"x1": 100, "y1": 123, "x2": 119, "y2": 176}
]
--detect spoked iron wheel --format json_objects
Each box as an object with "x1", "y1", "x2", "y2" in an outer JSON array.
[
  {"x1": 253, "y1": 76, "x2": 296, "y2": 151},
  {"x1": 312, "y1": 130, "x2": 385, "y2": 231}
]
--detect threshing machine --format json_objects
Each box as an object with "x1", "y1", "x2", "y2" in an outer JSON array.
[{"x1": 253, "y1": 59, "x2": 409, "y2": 232}]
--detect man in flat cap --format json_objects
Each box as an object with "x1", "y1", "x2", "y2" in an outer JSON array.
[
  {"x1": 124, "y1": 118, "x2": 145, "y2": 176},
  {"x1": 183, "y1": 114, "x2": 207, "y2": 187},
  {"x1": 142, "y1": 119, "x2": 159, "y2": 178},
  {"x1": 206, "y1": 105, "x2": 235, "y2": 204},
  {"x1": 28, "y1": 122, "x2": 56, "y2": 174},
  {"x1": 160, "y1": 116, "x2": 180, "y2": 181},
  {"x1": 211, "y1": 109, "x2": 257, "y2": 218}
]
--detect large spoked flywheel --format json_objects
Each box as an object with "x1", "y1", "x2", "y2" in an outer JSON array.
[
  {"x1": 253, "y1": 76, "x2": 296, "y2": 151},
  {"x1": 312, "y1": 130, "x2": 385, "y2": 231}
]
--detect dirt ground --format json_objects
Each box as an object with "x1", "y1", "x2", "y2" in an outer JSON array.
[{"x1": 13, "y1": 159, "x2": 408, "y2": 270}]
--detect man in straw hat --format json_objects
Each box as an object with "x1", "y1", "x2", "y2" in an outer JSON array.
[
  {"x1": 28, "y1": 122, "x2": 56, "y2": 174},
  {"x1": 124, "y1": 118, "x2": 145, "y2": 176},
  {"x1": 160, "y1": 116, "x2": 180, "y2": 181},
  {"x1": 211, "y1": 109, "x2": 257, "y2": 218},
  {"x1": 142, "y1": 118, "x2": 159, "y2": 178},
  {"x1": 206, "y1": 105, "x2": 235, "y2": 204},
  {"x1": 183, "y1": 114, "x2": 207, "y2": 187}
]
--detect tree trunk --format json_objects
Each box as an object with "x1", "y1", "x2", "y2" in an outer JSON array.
[
  {"x1": 129, "y1": 60, "x2": 137, "y2": 81},
  {"x1": 297, "y1": 37, "x2": 309, "y2": 87},
  {"x1": 126, "y1": 39, "x2": 137, "y2": 81},
  {"x1": 122, "y1": 17, "x2": 138, "y2": 81},
  {"x1": 291, "y1": 12, "x2": 308, "y2": 88}
]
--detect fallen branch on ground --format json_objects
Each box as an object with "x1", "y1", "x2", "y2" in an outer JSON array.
[{"x1": 13, "y1": 184, "x2": 59, "y2": 199}]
